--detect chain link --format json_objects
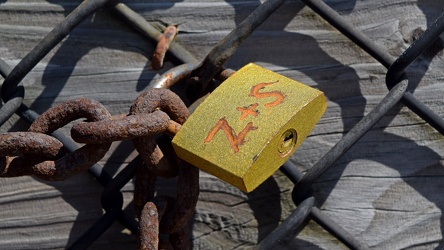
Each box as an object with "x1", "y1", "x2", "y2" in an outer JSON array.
[
  {"x1": 0, "y1": 79, "x2": 198, "y2": 248},
  {"x1": 1, "y1": 0, "x2": 444, "y2": 249}
]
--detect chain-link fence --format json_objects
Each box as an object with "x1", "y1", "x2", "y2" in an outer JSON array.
[{"x1": 0, "y1": 0, "x2": 443, "y2": 249}]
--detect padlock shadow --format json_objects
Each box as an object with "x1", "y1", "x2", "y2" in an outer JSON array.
[
  {"x1": 311, "y1": 103, "x2": 444, "y2": 249},
  {"x1": 225, "y1": 0, "x2": 444, "y2": 248},
  {"x1": 225, "y1": 0, "x2": 363, "y2": 245},
  {"x1": 4, "y1": 0, "x2": 444, "y2": 249},
  {"x1": 311, "y1": 1, "x2": 444, "y2": 248},
  {"x1": 246, "y1": 177, "x2": 282, "y2": 243}
]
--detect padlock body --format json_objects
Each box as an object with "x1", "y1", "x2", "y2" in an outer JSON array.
[{"x1": 172, "y1": 63, "x2": 326, "y2": 192}]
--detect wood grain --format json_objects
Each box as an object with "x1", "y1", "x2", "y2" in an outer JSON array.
[{"x1": 1, "y1": 0, "x2": 444, "y2": 249}]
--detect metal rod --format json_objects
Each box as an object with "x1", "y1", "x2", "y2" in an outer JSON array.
[
  {"x1": 301, "y1": 0, "x2": 395, "y2": 68},
  {"x1": 386, "y1": 12, "x2": 444, "y2": 86},
  {"x1": 0, "y1": 60, "x2": 23, "y2": 126},
  {"x1": 68, "y1": 194, "x2": 123, "y2": 250},
  {"x1": 15, "y1": 104, "x2": 138, "y2": 236},
  {"x1": 256, "y1": 197, "x2": 314, "y2": 250},
  {"x1": 108, "y1": 0, "x2": 199, "y2": 65},
  {"x1": 302, "y1": 0, "x2": 444, "y2": 135},
  {"x1": 189, "y1": 0, "x2": 288, "y2": 93},
  {"x1": 292, "y1": 79, "x2": 408, "y2": 203},
  {"x1": 1, "y1": 0, "x2": 112, "y2": 123},
  {"x1": 281, "y1": 163, "x2": 369, "y2": 250}
]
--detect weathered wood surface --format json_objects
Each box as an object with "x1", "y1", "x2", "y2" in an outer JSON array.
[{"x1": 1, "y1": 0, "x2": 444, "y2": 249}]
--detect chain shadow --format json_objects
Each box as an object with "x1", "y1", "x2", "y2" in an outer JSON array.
[
  {"x1": 23, "y1": 1, "x2": 183, "y2": 248},
  {"x1": 226, "y1": 0, "x2": 444, "y2": 248},
  {"x1": 5, "y1": 0, "x2": 444, "y2": 248}
]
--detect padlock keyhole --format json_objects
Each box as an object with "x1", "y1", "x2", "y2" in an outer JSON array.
[{"x1": 278, "y1": 129, "x2": 298, "y2": 157}]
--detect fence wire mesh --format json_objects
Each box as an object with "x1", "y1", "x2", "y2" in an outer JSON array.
[{"x1": 0, "y1": 0, "x2": 443, "y2": 249}]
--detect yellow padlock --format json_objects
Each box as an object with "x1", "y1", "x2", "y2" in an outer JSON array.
[{"x1": 172, "y1": 63, "x2": 326, "y2": 192}]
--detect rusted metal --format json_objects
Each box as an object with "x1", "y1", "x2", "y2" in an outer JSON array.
[
  {"x1": 152, "y1": 25, "x2": 178, "y2": 70},
  {"x1": 158, "y1": 241, "x2": 173, "y2": 250},
  {"x1": 147, "y1": 63, "x2": 234, "y2": 95},
  {"x1": 135, "y1": 158, "x2": 197, "y2": 249},
  {"x1": 131, "y1": 89, "x2": 189, "y2": 124},
  {"x1": 126, "y1": 86, "x2": 198, "y2": 247},
  {"x1": 131, "y1": 88, "x2": 189, "y2": 178},
  {"x1": 139, "y1": 201, "x2": 159, "y2": 250},
  {"x1": 148, "y1": 63, "x2": 197, "y2": 89},
  {"x1": 127, "y1": 84, "x2": 197, "y2": 248},
  {"x1": 0, "y1": 155, "x2": 38, "y2": 178},
  {"x1": 26, "y1": 98, "x2": 112, "y2": 180},
  {"x1": 0, "y1": 132, "x2": 63, "y2": 158},
  {"x1": 139, "y1": 197, "x2": 172, "y2": 250},
  {"x1": 133, "y1": 137, "x2": 179, "y2": 178},
  {"x1": 108, "y1": 0, "x2": 199, "y2": 66},
  {"x1": 0, "y1": 132, "x2": 64, "y2": 178},
  {"x1": 169, "y1": 225, "x2": 190, "y2": 250},
  {"x1": 0, "y1": 99, "x2": 117, "y2": 180},
  {"x1": 137, "y1": 163, "x2": 196, "y2": 249},
  {"x1": 165, "y1": 120, "x2": 181, "y2": 137},
  {"x1": 2, "y1": 0, "x2": 444, "y2": 248},
  {"x1": 71, "y1": 111, "x2": 171, "y2": 144},
  {"x1": 158, "y1": 162, "x2": 199, "y2": 234},
  {"x1": 134, "y1": 163, "x2": 157, "y2": 219},
  {"x1": 186, "y1": 0, "x2": 287, "y2": 96},
  {"x1": 216, "y1": 68, "x2": 236, "y2": 82},
  {"x1": 29, "y1": 98, "x2": 111, "y2": 134}
]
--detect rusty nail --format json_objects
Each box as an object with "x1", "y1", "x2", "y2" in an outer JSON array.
[{"x1": 152, "y1": 25, "x2": 178, "y2": 70}]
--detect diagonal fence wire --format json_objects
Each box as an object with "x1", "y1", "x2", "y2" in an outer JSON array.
[
  {"x1": 0, "y1": 0, "x2": 443, "y2": 249},
  {"x1": 0, "y1": 0, "x2": 112, "y2": 125}
]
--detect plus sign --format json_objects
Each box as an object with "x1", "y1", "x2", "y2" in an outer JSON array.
[{"x1": 236, "y1": 103, "x2": 259, "y2": 120}]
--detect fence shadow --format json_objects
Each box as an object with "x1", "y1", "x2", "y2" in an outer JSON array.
[
  {"x1": 23, "y1": 1, "x2": 184, "y2": 248},
  {"x1": 226, "y1": 0, "x2": 444, "y2": 248},
  {"x1": 4, "y1": 0, "x2": 444, "y2": 248}
]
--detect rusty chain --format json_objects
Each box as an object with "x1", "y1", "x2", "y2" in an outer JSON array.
[
  {"x1": 1, "y1": 0, "x2": 444, "y2": 249},
  {"x1": 0, "y1": 83, "x2": 198, "y2": 249}
]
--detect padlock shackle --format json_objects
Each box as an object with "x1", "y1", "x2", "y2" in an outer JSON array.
[
  {"x1": 148, "y1": 63, "x2": 198, "y2": 89},
  {"x1": 146, "y1": 63, "x2": 235, "y2": 138}
]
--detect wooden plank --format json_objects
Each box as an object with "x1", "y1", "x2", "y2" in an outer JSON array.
[{"x1": 0, "y1": 0, "x2": 444, "y2": 249}]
